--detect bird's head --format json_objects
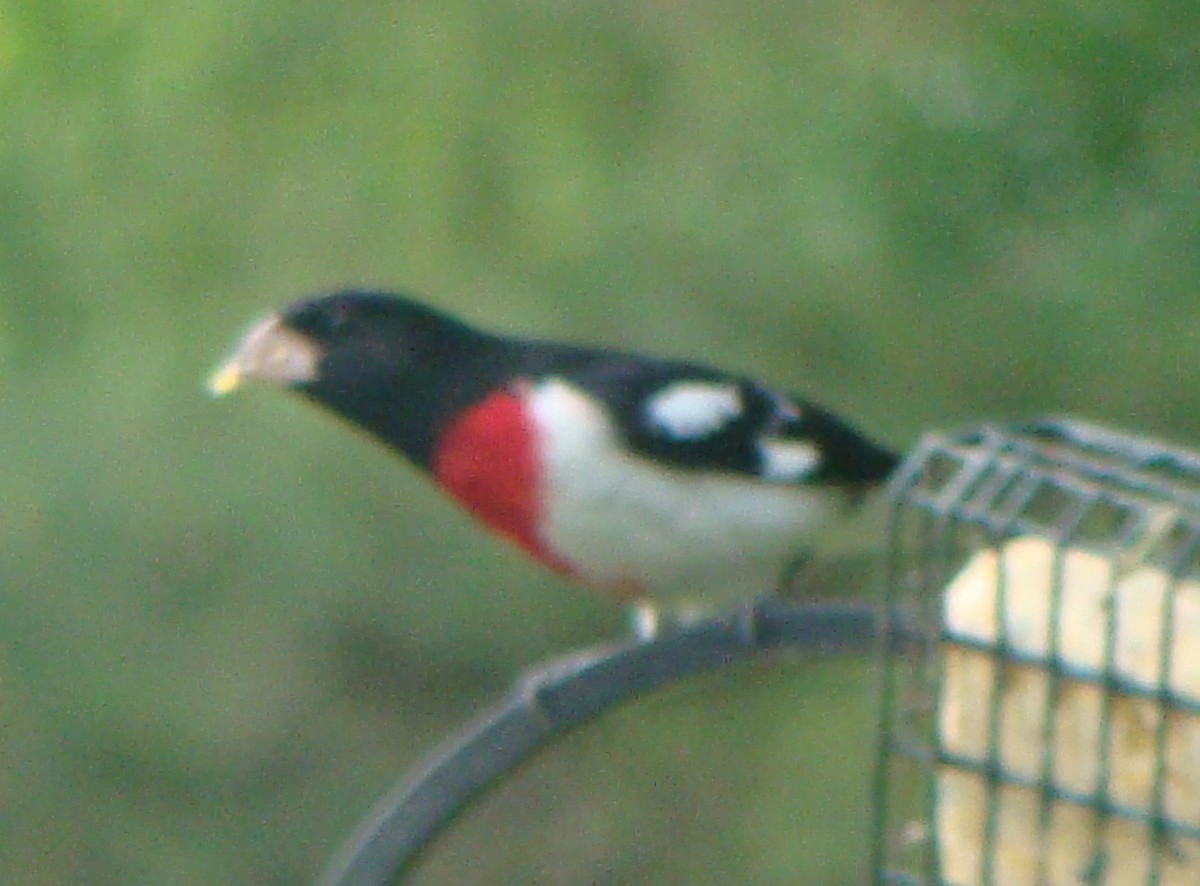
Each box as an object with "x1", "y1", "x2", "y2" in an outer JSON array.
[
  {"x1": 209, "y1": 291, "x2": 486, "y2": 460},
  {"x1": 210, "y1": 290, "x2": 479, "y2": 395}
]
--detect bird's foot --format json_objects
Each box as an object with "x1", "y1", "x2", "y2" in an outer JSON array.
[{"x1": 626, "y1": 600, "x2": 713, "y2": 642}]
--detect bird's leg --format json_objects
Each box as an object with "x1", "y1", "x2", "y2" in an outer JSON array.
[
  {"x1": 628, "y1": 600, "x2": 661, "y2": 642},
  {"x1": 625, "y1": 599, "x2": 717, "y2": 641}
]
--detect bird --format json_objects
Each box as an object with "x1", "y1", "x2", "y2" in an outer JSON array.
[{"x1": 210, "y1": 290, "x2": 899, "y2": 636}]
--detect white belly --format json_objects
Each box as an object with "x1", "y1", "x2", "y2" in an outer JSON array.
[{"x1": 526, "y1": 380, "x2": 841, "y2": 606}]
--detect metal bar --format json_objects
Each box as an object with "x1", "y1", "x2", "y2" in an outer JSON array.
[{"x1": 319, "y1": 598, "x2": 910, "y2": 886}]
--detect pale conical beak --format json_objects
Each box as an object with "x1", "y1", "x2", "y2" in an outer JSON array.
[{"x1": 208, "y1": 314, "x2": 324, "y2": 396}]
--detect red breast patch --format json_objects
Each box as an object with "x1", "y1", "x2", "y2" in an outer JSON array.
[{"x1": 431, "y1": 388, "x2": 576, "y2": 577}]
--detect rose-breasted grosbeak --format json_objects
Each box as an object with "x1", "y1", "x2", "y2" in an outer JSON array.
[{"x1": 211, "y1": 291, "x2": 898, "y2": 631}]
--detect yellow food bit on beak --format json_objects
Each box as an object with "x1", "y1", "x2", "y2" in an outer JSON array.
[{"x1": 207, "y1": 361, "x2": 244, "y2": 397}]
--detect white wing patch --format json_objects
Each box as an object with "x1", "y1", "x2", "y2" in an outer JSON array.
[
  {"x1": 758, "y1": 438, "x2": 822, "y2": 483},
  {"x1": 645, "y1": 381, "x2": 743, "y2": 439}
]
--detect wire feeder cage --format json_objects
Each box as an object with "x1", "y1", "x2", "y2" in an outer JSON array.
[{"x1": 872, "y1": 418, "x2": 1200, "y2": 886}]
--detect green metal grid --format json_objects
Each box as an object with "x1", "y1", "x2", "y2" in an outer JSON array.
[{"x1": 871, "y1": 418, "x2": 1200, "y2": 886}]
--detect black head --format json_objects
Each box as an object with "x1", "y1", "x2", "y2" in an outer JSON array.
[
  {"x1": 211, "y1": 289, "x2": 494, "y2": 466},
  {"x1": 282, "y1": 290, "x2": 479, "y2": 381}
]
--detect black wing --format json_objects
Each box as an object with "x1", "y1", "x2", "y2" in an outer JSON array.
[{"x1": 543, "y1": 352, "x2": 898, "y2": 487}]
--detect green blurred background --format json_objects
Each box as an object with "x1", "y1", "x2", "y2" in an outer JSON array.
[{"x1": 3, "y1": 1, "x2": 1198, "y2": 883}]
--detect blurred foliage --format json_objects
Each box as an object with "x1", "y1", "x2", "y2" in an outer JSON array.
[{"x1": 1, "y1": 0, "x2": 1197, "y2": 882}]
